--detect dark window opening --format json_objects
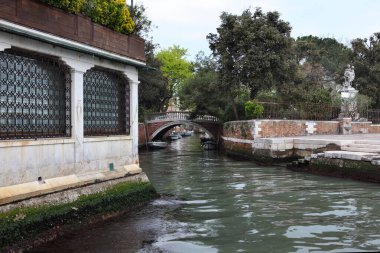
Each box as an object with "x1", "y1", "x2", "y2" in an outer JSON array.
[
  {"x1": 0, "y1": 48, "x2": 71, "y2": 140},
  {"x1": 83, "y1": 67, "x2": 130, "y2": 136}
]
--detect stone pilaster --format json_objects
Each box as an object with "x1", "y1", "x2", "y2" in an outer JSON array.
[
  {"x1": 0, "y1": 42, "x2": 11, "y2": 51},
  {"x1": 64, "y1": 59, "x2": 94, "y2": 165},
  {"x1": 129, "y1": 78, "x2": 140, "y2": 164}
]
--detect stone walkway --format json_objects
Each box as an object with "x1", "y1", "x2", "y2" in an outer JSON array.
[
  {"x1": 289, "y1": 133, "x2": 380, "y2": 141},
  {"x1": 256, "y1": 133, "x2": 380, "y2": 155}
]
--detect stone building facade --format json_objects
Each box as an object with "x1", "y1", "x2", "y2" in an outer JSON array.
[{"x1": 0, "y1": 1, "x2": 146, "y2": 204}]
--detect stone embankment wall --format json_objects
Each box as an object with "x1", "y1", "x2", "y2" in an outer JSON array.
[
  {"x1": 0, "y1": 174, "x2": 158, "y2": 252},
  {"x1": 222, "y1": 119, "x2": 380, "y2": 163},
  {"x1": 288, "y1": 151, "x2": 380, "y2": 183}
]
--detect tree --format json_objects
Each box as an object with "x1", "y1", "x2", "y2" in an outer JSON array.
[
  {"x1": 207, "y1": 8, "x2": 295, "y2": 119},
  {"x1": 138, "y1": 40, "x2": 169, "y2": 117},
  {"x1": 131, "y1": 5, "x2": 169, "y2": 117},
  {"x1": 156, "y1": 45, "x2": 193, "y2": 110},
  {"x1": 178, "y1": 52, "x2": 225, "y2": 119},
  {"x1": 130, "y1": 4, "x2": 153, "y2": 38},
  {"x1": 294, "y1": 36, "x2": 350, "y2": 87},
  {"x1": 351, "y1": 32, "x2": 380, "y2": 107}
]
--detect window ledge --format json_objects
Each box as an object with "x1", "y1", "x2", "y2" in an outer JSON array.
[
  {"x1": 84, "y1": 135, "x2": 132, "y2": 143},
  {"x1": 0, "y1": 138, "x2": 75, "y2": 148}
]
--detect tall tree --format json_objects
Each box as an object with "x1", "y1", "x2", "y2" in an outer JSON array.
[
  {"x1": 130, "y1": 4, "x2": 153, "y2": 38},
  {"x1": 156, "y1": 45, "x2": 193, "y2": 110},
  {"x1": 178, "y1": 52, "x2": 225, "y2": 119},
  {"x1": 351, "y1": 32, "x2": 380, "y2": 107},
  {"x1": 294, "y1": 36, "x2": 350, "y2": 85},
  {"x1": 207, "y1": 8, "x2": 295, "y2": 119},
  {"x1": 138, "y1": 40, "x2": 169, "y2": 116},
  {"x1": 131, "y1": 3, "x2": 169, "y2": 117}
]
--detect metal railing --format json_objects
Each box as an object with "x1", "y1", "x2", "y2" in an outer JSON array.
[
  {"x1": 255, "y1": 101, "x2": 341, "y2": 121},
  {"x1": 145, "y1": 111, "x2": 219, "y2": 122},
  {"x1": 367, "y1": 109, "x2": 380, "y2": 124},
  {"x1": 0, "y1": 49, "x2": 71, "y2": 140},
  {"x1": 255, "y1": 101, "x2": 380, "y2": 123}
]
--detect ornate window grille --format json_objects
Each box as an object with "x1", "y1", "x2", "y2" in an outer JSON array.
[
  {"x1": 0, "y1": 48, "x2": 71, "y2": 140},
  {"x1": 83, "y1": 67, "x2": 130, "y2": 136}
]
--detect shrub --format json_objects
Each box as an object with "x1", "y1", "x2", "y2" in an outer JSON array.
[
  {"x1": 39, "y1": 0, "x2": 135, "y2": 34},
  {"x1": 39, "y1": 0, "x2": 85, "y2": 14},
  {"x1": 244, "y1": 100, "x2": 264, "y2": 119}
]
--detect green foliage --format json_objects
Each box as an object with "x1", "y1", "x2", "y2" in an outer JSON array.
[
  {"x1": 156, "y1": 45, "x2": 193, "y2": 110},
  {"x1": 357, "y1": 94, "x2": 373, "y2": 112},
  {"x1": 208, "y1": 8, "x2": 295, "y2": 120},
  {"x1": 130, "y1": 4, "x2": 153, "y2": 38},
  {"x1": 39, "y1": 0, "x2": 134, "y2": 34},
  {"x1": 178, "y1": 52, "x2": 224, "y2": 119},
  {"x1": 244, "y1": 100, "x2": 264, "y2": 119},
  {"x1": 139, "y1": 40, "x2": 170, "y2": 115},
  {"x1": 81, "y1": 0, "x2": 134, "y2": 34},
  {"x1": 0, "y1": 182, "x2": 157, "y2": 250},
  {"x1": 39, "y1": 0, "x2": 85, "y2": 13},
  {"x1": 351, "y1": 33, "x2": 380, "y2": 107},
  {"x1": 295, "y1": 36, "x2": 350, "y2": 76}
]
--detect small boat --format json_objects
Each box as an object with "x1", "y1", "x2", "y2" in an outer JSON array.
[
  {"x1": 168, "y1": 132, "x2": 182, "y2": 140},
  {"x1": 202, "y1": 140, "x2": 217, "y2": 150},
  {"x1": 180, "y1": 130, "x2": 193, "y2": 137},
  {"x1": 200, "y1": 133, "x2": 212, "y2": 143},
  {"x1": 147, "y1": 141, "x2": 168, "y2": 149}
]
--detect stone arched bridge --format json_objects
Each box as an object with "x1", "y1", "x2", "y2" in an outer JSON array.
[{"x1": 144, "y1": 111, "x2": 223, "y2": 142}]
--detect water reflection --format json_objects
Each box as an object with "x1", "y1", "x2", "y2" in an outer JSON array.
[{"x1": 30, "y1": 135, "x2": 380, "y2": 253}]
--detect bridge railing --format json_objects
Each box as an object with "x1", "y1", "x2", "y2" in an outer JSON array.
[{"x1": 145, "y1": 111, "x2": 220, "y2": 122}]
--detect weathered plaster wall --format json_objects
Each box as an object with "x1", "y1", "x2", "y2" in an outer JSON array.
[
  {"x1": 0, "y1": 29, "x2": 140, "y2": 189},
  {"x1": 0, "y1": 140, "x2": 75, "y2": 187}
]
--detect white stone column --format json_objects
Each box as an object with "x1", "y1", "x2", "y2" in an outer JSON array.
[
  {"x1": 0, "y1": 42, "x2": 11, "y2": 51},
  {"x1": 71, "y1": 69, "x2": 85, "y2": 164},
  {"x1": 64, "y1": 59, "x2": 94, "y2": 166},
  {"x1": 129, "y1": 79, "x2": 140, "y2": 164}
]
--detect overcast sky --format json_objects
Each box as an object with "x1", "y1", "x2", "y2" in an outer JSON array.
[{"x1": 135, "y1": 0, "x2": 380, "y2": 60}]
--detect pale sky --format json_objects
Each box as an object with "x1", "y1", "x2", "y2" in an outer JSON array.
[{"x1": 135, "y1": 0, "x2": 380, "y2": 60}]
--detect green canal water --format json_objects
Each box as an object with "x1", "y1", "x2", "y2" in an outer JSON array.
[{"x1": 31, "y1": 135, "x2": 380, "y2": 253}]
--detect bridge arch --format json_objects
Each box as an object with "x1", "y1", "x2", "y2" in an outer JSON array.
[
  {"x1": 149, "y1": 120, "x2": 215, "y2": 141},
  {"x1": 144, "y1": 111, "x2": 223, "y2": 142}
]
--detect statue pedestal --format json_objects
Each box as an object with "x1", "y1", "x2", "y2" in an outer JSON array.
[{"x1": 339, "y1": 87, "x2": 359, "y2": 120}]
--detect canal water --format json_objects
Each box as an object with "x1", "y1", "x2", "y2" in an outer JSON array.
[{"x1": 30, "y1": 135, "x2": 380, "y2": 253}]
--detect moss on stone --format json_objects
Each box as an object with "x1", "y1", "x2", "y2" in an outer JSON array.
[
  {"x1": 308, "y1": 158, "x2": 380, "y2": 183},
  {"x1": 0, "y1": 181, "x2": 157, "y2": 251}
]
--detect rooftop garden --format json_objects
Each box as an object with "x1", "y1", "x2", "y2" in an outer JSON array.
[{"x1": 38, "y1": 0, "x2": 135, "y2": 35}]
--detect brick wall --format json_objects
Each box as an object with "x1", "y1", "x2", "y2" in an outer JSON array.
[
  {"x1": 138, "y1": 123, "x2": 147, "y2": 147},
  {"x1": 223, "y1": 120, "x2": 340, "y2": 140},
  {"x1": 223, "y1": 121, "x2": 254, "y2": 139},
  {"x1": 369, "y1": 124, "x2": 380, "y2": 133},
  {"x1": 0, "y1": 0, "x2": 146, "y2": 62}
]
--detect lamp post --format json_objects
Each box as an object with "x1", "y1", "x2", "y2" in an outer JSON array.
[{"x1": 130, "y1": 0, "x2": 134, "y2": 19}]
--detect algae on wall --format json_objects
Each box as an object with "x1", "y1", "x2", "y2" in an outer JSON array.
[{"x1": 0, "y1": 181, "x2": 157, "y2": 251}]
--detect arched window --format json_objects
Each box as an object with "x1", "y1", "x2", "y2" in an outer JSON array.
[
  {"x1": 0, "y1": 48, "x2": 71, "y2": 139},
  {"x1": 83, "y1": 67, "x2": 130, "y2": 136}
]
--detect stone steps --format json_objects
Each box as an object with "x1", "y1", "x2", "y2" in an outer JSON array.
[
  {"x1": 341, "y1": 146, "x2": 380, "y2": 153},
  {"x1": 353, "y1": 140, "x2": 380, "y2": 145},
  {"x1": 341, "y1": 140, "x2": 380, "y2": 154},
  {"x1": 344, "y1": 143, "x2": 380, "y2": 149}
]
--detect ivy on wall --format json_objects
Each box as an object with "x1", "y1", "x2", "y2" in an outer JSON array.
[{"x1": 38, "y1": 0, "x2": 135, "y2": 34}]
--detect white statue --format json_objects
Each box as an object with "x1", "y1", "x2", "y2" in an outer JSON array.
[{"x1": 343, "y1": 64, "x2": 355, "y2": 88}]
